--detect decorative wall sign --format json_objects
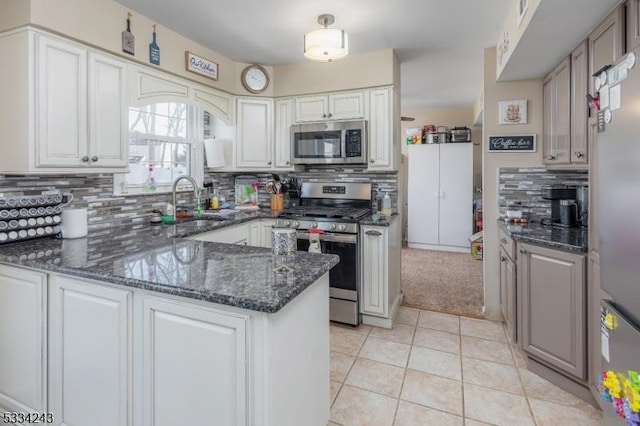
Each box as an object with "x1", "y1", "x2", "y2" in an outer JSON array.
[
  {"x1": 517, "y1": 0, "x2": 529, "y2": 27},
  {"x1": 122, "y1": 12, "x2": 135, "y2": 56},
  {"x1": 185, "y1": 51, "x2": 218, "y2": 80},
  {"x1": 499, "y1": 99, "x2": 527, "y2": 125},
  {"x1": 488, "y1": 135, "x2": 536, "y2": 152},
  {"x1": 149, "y1": 24, "x2": 160, "y2": 65}
]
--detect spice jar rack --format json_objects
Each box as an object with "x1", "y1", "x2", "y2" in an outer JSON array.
[{"x1": 0, "y1": 194, "x2": 65, "y2": 244}]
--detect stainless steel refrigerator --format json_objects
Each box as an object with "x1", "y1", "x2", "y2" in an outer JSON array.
[{"x1": 597, "y1": 47, "x2": 640, "y2": 426}]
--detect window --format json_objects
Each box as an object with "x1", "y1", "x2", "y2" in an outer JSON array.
[{"x1": 114, "y1": 103, "x2": 204, "y2": 195}]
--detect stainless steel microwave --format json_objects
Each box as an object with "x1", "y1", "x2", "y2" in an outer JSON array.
[{"x1": 291, "y1": 120, "x2": 367, "y2": 165}]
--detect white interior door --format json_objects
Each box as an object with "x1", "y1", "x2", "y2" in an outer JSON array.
[
  {"x1": 407, "y1": 144, "x2": 439, "y2": 245},
  {"x1": 438, "y1": 143, "x2": 473, "y2": 248}
]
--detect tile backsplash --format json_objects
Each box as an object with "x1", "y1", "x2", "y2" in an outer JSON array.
[
  {"x1": 498, "y1": 167, "x2": 588, "y2": 222},
  {"x1": 1, "y1": 166, "x2": 398, "y2": 232}
]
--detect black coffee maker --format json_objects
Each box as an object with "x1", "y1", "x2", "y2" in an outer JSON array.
[{"x1": 541, "y1": 184, "x2": 578, "y2": 227}]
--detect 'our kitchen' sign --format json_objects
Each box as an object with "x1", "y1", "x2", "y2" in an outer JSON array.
[
  {"x1": 185, "y1": 51, "x2": 218, "y2": 80},
  {"x1": 488, "y1": 135, "x2": 536, "y2": 152}
]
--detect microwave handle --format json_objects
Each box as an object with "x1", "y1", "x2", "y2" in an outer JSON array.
[{"x1": 341, "y1": 131, "x2": 347, "y2": 159}]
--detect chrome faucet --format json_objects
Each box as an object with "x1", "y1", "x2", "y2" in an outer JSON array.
[{"x1": 172, "y1": 175, "x2": 200, "y2": 221}]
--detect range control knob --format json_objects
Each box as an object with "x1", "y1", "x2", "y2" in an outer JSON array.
[
  {"x1": 339, "y1": 224, "x2": 346, "y2": 232},
  {"x1": 330, "y1": 224, "x2": 337, "y2": 230},
  {"x1": 284, "y1": 221, "x2": 291, "y2": 227},
  {"x1": 312, "y1": 222, "x2": 318, "y2": 228},
  {"x1": 293, "y1": 221, "x2": 300, "y2": 227}
]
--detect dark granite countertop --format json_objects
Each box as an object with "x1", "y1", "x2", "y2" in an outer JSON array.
[
  {"x1": 0, "y1": 212, "x2": 338, "y2": 313},
  {"x1": 358, "y1": 213, "x2": 398, "y2": 227},
  {"x1": 498, "y1": 220, "x2": 588, "y2": 253}
]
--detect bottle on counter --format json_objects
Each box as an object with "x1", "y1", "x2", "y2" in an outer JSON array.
[
  {"x1": 144, "y1": 164, "x2": 157, "y2": 193},
  {"x1": 382, "y1": 193, "x2": 392, "y2": 217},
  {"x1": 211, "y1": 190, "x2": 220, "y2": 210}
]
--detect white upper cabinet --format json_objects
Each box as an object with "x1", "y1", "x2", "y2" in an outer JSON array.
[
  {"x1": 0, "y1": 29, "x2": 128, "y2": 173},
  {"x1": 88, "y1": 51, "x2": 128, "y2": 168},
  {"x1": 36, "y1": 35, "x2": 88, "y2": 168},
  {"x1": 236, "y1": 97, "x2": 274, "y2": 169},
  {"x1": 274, "y1": 98, "x2": 294, "y2": 169},
  {"x1": 294, "y1": 90, "x2": 365, "y2": 122},
  {"x1": 366, "y1": 87, "x2": 398, "y2": 171}
]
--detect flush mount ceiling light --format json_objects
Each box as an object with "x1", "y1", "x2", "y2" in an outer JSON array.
[{"x1": 304, "y1": 14, "x2": 349, "y2": 62}]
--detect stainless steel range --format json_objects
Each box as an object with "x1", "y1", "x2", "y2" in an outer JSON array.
[{"x1": 276, "y1": 182, "x2": 372, "y2": 325}]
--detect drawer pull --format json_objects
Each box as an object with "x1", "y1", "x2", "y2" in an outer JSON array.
[{"x1": 365, "y1": 230, "x2": 382, "y2": 236}]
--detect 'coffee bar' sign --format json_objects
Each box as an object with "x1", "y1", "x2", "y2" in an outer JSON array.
[{"x1": 488, "y1": 135, "x2": 536, "y2": 152}]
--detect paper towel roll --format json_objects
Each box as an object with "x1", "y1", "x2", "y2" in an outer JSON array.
[{"x1": 61, "y1": 208, "x2": 88, "y2": 239}]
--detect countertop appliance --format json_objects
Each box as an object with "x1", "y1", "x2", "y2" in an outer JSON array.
[
  {"x1": 596, "y1": 49, "x2": 640, "y2": 425},
  {"x1": 450, "y1": 126, "x2": 472, "y2": 142},
  {"x1": 540, "y1": 184, "x2": 578, "y2": 227},
  {"x1": 291, "y1": 120, "x2": 367, "y2": 165},
  {"x1": 275, "y1": 182, "x2": 372, "y2": 325},
  {"x1": 426, "y1": 132, "x2": 449, "y2": 144}
]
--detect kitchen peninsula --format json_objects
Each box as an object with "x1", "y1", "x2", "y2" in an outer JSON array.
[{"x1": 0, "y1": 216, "x2": 338, "y2": 426}]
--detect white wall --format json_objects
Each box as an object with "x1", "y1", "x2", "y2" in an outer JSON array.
[
  {"x1": 482, "y1": 47, "x2": 543, "y2": 320},
  {"x1": 0, "y1": 0, "x2": 30, "y2": 31},
  {"x1": 273, "y1": 49, "x2": 397, "y2": 97}
]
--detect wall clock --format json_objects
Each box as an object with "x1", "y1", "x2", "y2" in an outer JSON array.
[{"x1": 241, "y1": 65, "x2": 270, "y2": 94}]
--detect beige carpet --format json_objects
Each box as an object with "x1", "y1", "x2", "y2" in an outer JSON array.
[{"x1": 401, "y1": 247, "x2": 484, "y2": 317}]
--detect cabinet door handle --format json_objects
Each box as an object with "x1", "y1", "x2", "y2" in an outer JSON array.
[
  {"x1": 322, "y1": 114, "x2": 327, "y2": 118},
  {"x1": 575, "y1": 152, "x2": 583, "y2": 158},
  {"x1": 500, "y1": 256, "x2": 506, "y2": 262},
  {"x1": 91, "y1": 156, "x2": 98, "y2": 162},
  {"x1": 547, "y1": 155, "x2": 556, "y2": 161},
  {"x1": 365, "y1": 230, "x2": 382, "y2": 236},
  {"x1": 286, "y1": 161, "x2": 290, "y2": 165},
  {"x1": 327, "y1": 113, "x2": 332, "y2": 118},
  {"x1": 82, "y1": 156, "x2": 89, "y2": 162},
  {"x1": 500, "y1": 238, "x2": 507, "y2": 244},
  {"x1": 267, "y1": 161, "x2": 272, "y2": 165},
  {"x1": 370, "y1": 159, "x2": 375, "y2": 163},
  {"x1": 519, "y1": 248, "x2": 526, "y2": 253}
]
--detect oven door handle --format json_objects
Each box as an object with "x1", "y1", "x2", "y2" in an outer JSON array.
[{"x1": 297, "y1": 231, "x2": 357, "y2": 244}]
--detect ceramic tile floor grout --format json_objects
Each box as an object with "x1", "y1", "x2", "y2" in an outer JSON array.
[{"x1": 329, "y1": 307, "x2": 603, "y2": 426}]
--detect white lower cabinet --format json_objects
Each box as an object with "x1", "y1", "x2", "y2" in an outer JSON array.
[
  {"x1": 260, "y1": 219, "x2": 276, "y2": 248},
  {"x1": 190, "y1": 220, "x2": 274, "y2": 248},
  {"x1": 0, "y1": 265, "x2": 330, "y2": 426},
  {"x1": 360, "y1": 217, "x2": 401, "y2": 328},
  {"x1": 48, "y1": 275, "x2": 132, "y2": 426},
  {"x1": 0, "y1": 265, "x2": 47, "y2": 417},
  {"x1": 189, "y1": 223, "x2": 250, "y2": 245},
  {"x1": 142, "y1": 297, "x2": 248, "y2": 426}
]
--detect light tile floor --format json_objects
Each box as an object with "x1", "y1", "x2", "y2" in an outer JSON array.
[{"x1": 329, "y1": 307, "x2": 603, "y2": 426}]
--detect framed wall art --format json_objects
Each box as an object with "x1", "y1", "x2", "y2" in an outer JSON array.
[
  {"x1": 185, "y1": 51, "x2": 218, "y2": 80},
  {"x1": 499, "y1": 99, "x2": 527, "y2": 125}
]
